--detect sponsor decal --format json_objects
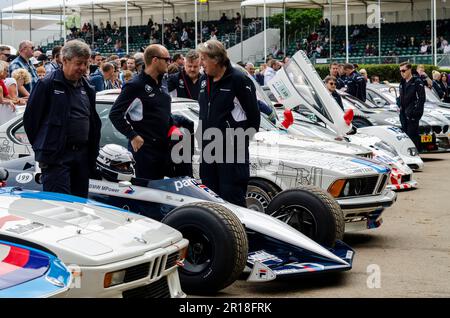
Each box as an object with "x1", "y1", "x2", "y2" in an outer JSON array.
[
  {"x1": 247, "y1": 261, "x2": 276, "y2": 282},
  {"x1": 247, "y1": 250, "x2": 283, "y2": 265},
  {"x1": 124, "y1": 187, "x2": 135, "y2": 195},
  {"x1": 351, "y1": 158, "x2": 389, "y2": 173},
  {"x1": 15, "y1": 173, "x2": 33, "y2": 184},
  {"x1": 5, "y1": 222, "x2": 44, "y2": 235},
  {"x1": 145, "y1": 84, "x2": 153, "y2": 93},
  {"x1": 273, "y1": 262, "x2": 325, "y2": 275},
  {"x1": 89, "y1": 184, "x2": 120, "y2": 193}
]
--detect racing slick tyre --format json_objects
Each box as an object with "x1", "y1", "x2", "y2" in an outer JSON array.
[
  {"x1": 265, "y1": 186, "x2": 345, "y2": 247},
  {"x1": 246, "y1": 179, "x2": 281, "y2": 212},
  {"x1": 162, "y1": 202, "x2": 248, "y2": 294},
  {"x1": 352, "y1": 115, "x2": 374, "y2": 128}
]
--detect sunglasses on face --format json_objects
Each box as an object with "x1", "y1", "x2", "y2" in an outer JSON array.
[
  {"x1": 328, "y1": 82, "x2": 336, "y2": 86},
  {"x1": 400, "y1": 69, "x2": 408, "y2": 73},
  {"x1": 153, "y1": 56, "x2": 171, "y2": 63}
]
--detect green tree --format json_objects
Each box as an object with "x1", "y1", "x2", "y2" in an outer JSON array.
[{"x1": 270, "y1": 8, "x2": 323, "y2": 36}]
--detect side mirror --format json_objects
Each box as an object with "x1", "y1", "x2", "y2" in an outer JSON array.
[{"x1": 274, "y1": 103, "x2": 284, "y2": 108}]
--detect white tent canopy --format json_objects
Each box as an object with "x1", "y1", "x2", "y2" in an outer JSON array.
[{"x1": 0, "y1": 14, "x2": 63, "y2": 30}]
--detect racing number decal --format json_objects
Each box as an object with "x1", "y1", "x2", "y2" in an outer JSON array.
[{"x1": 15, "y1": 173, "x2": 33, "y2": 184}]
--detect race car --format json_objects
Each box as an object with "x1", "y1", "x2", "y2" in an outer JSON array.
[
  {"x1": 0, "y1": 181, "x2": 189, "y2": 298},
  {"x1": 0, "y1": 89, "x2": 396, "y2": 234},
  {"x1": 0, "y1": 239, "x2": 72, "y2": 298},
  {"x1": 366, "y1": 83, "x2": 450, "y2": 152},
  {"x1": 0, "y1": 147, "x2": 355, "y2": 295}
]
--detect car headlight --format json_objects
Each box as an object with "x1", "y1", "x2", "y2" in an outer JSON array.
[
  {"x1": 408, "y1": 147, "x2": 418, "y2": 157},
  {"x1": 104, "y1": 270, "x2": 126, "y2": 288},
  {"x1": 328, "y1": 179, "x2": 346, "y2": 198}
]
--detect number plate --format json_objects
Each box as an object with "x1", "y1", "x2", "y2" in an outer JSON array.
[{"x1": 421, "y1": 135, "x2": 433, "y2": 143}]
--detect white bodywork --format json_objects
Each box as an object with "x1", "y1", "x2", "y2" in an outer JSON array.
[{"x1": 0, "y1": 194, "x2": 188, "y2": 298}]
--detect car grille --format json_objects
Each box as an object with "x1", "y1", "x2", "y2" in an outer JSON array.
[
  {"x1": 358, "y1": 152, "x2": 373, "y2": 159},
  {"x1": 123, "y1": 263, "x2": 150, "y2": 283},
  {"x1": 165, "y1": 252, "x2": 179, "y2": 270},
  {"x1": 377, "y1": 174, "x2": 389, "y2": 193},
  {"x1": 122, "y1": 277, "x2": 171, "y2": 298},
  {"x1": 120, "y1": 254, "x2": 168, "y2": 285},
  {"x1": 401, "y1": 174, "x2": 411, "y2": 183}
]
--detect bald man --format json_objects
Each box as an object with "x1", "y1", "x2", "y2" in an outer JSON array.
[{"x1": 109, "y1": 44, "x2": 173, "y2": 179}]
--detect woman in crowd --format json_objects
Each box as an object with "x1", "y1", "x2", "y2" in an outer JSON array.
[
  {"x1": 10, "y1": 68, "x2": 31, "y2": 99},
  {"x1": 440, "y1": 72, "x2": 449, "y2": 103},
  {"x1": 0, "y1": 61, "x2": 18, "y2": 109}
]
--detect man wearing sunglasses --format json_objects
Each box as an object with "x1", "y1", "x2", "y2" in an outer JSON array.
[
  {"x1": 8, "y1": 40, "x2": 39, "y2": 93},
  {"x1": 0, "y1": 46, "x2": 11, "y2": 62},
  {"x1": 398, "y1": 62, "x2": 425, "y2": 151},
  {"x1": 324, "y1": 75, "x2": 344, "y2": 110},
  {"x1": 110, "y1": 44, "x2": 174, "y2": 180}
]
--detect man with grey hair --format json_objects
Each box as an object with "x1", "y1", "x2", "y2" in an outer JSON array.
[
  {"x1": 197, "y1": 39, "x2": 260, "y2": 206},
  {"x1": 23, "y1": 39, "x2": 101, "y2": 198},
  {"x1": 9, "y1": 40, "x2": 38, "y2": 92}
]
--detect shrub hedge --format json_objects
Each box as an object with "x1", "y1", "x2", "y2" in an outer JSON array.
[{"x1": 315, "y1": 64, "x2": 439, "y2": 83}]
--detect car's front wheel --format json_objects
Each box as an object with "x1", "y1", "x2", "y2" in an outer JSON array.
[
  {"x1": 265, "y1": 186, "x2": 345, "y2": 247},
  {"x1": 162, "y1": 202, "x2": 248, "y2": 295}
]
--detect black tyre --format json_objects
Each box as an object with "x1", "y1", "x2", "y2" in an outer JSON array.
[
  {"x1": 161, "y1": 202, "x2": 248, "y2": 294},
  {"x1": 352, "y1": 114, "x2": 374, "y2": 128},
  {"x1": 246, "y1": 179, "x2": 280, "y2": 212},
  {"x1": 265, "y1": 185, "x2": 345, "y2": 247}
]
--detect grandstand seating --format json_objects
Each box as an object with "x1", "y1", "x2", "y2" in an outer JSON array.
[{"x1": 40, "y1": 18, "x2": 449, "y2": 66}]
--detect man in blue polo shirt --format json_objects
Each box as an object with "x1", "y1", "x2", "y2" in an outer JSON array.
[{"x1": 9, "y1": 40, "x2": 39, "y2": 93}]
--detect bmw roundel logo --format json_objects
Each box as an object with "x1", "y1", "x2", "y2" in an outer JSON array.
[
  {"x1": 145, "y1": 84, "x2": 153, "y2": 93},
  {"x1": 201, "y1": 80, "x2": 207, "y2": 88}
]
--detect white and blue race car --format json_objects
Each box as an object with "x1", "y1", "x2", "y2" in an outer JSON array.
[{"x1": 0, "y1": 239, "x2": 72, "y2": 298}]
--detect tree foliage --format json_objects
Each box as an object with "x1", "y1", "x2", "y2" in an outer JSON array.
[{"x1": 270, "y1": 8, "x2": 323, "y2": 34}]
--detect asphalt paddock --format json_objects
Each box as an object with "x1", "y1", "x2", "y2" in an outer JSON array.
[{"x1": 211, "y1": 152, "x2": 450, "y2": 298}]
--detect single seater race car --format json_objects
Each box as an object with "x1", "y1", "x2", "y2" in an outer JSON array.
[
  {"x1": 0, "y1": 149, "x2": 355, "y2": 295},
  {"x1": 0, "y1": 239, "x2": 72, "y2": 298}
]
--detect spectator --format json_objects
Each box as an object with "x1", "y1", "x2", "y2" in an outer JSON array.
[
  {"x1": 371, "y1": 75, "x2": 381, "y2": 84},
  {"x1": 9, "y1": 68, "x2": 31, "y2": 98},
  {"x1": 0, "y1": 46, "x2": 11, "y2": 61},
  {"x1": 409, "y1": 36, "x2": 418, "y2": 47},
  {"x1": 441, "y1": 72, "x2": 449, "y2": 103},
  {"x1": 134, "y1": 53, "x2": 145, "y2": 74},
  {"x1": 343, "y1": 63, "x2": 366, "y2": 102},
  {"x1": 126, "y1": 57, "x2": 137, "y2": 75},
  {"x1": 328, "y1": 62, "x2": 345, "y2": 89},
  {"x1": 122, "y1": 70, "x2": 133, "y2": 84},
  {"x1": 89, "y1": 62, "x2": 115, "y2": 92},
  {"x1": 264, "y1": 59, "x2": 279, "y2": 85},
  {"x1": 45, "y1": 46, "x2": 62, "y2": 75},
  {"x1": 416, "y1": 64, "x2": 432, "y2": 88},
  {"x1": 219, "y1": 13, "x2": 228, "y2": 23},
  {"x1": 210, "y1": 30, "x2": 218, "y2": 41},
  {"x1": 324, "y1": 75, "x2": 343, "y2": 110},
  {"x1": 9, "y1": 40, "x2": 38, "y2": 93},
  {"x1": 359, "y1": 68, "x2": 370, "y2": 83},
  {"x1": 172, "y1": 53, "x2": 185, "y2": 68},
  {"x1": 167, "y1": 63, "x2": 179, "y2": 74},
  {"x1": 419, "y1": 41, "x2": 428, "y2": 54},
  {"x1": 443, "y1": 43, "x2": 450, "y2": 54},
  {"x1": 36, "y1": 66, "x2": 46, "y2": 79},
  {"x1": 432, "y1": 71, "x2": 444, "y2": 100},
  {"x1": 112, "y1": 21, "x2": 118, "y2": 31},
  {"x1": 0, "y1": 61, "x2": 16, "y2": 109}
]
